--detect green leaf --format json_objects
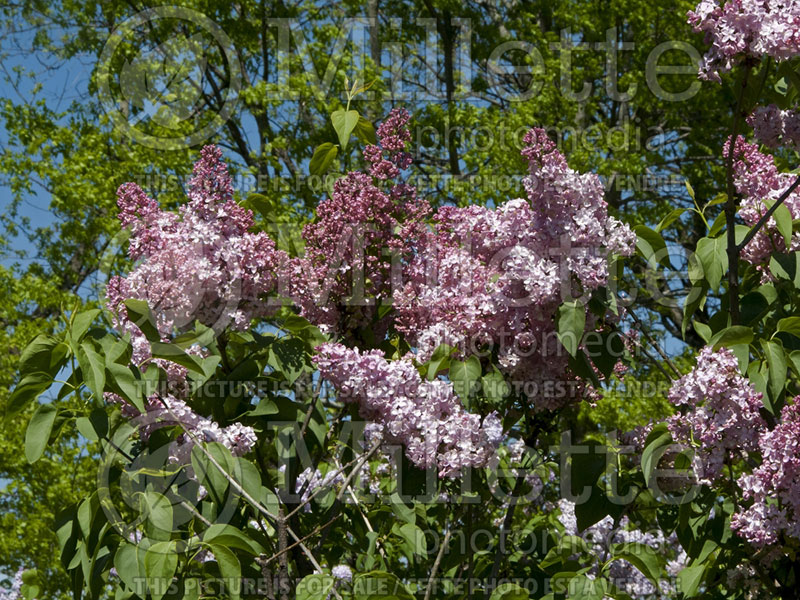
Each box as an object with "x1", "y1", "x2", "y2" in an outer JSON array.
[
  {"x1": 777, "y1": 316, "x2": 800, "y2": 338},
  {"x1": 353, "y1": 571, "x2": 415, "y2": 600},
  {"x1": 490, "y1": 583, "x2": 530, "y2": 600},
  {"x1": 685, "y1": 180, "x2": 696, "y2": 200},
  {"x1": 106, "y1": 362, "x2": 146, "y2": 413},
  {"x1": 693, "y1": 236, "x2": 728, "y2": 291},
  {"x1": 309, "y1": 142, "x2": 338, "y2": 176},
  {"x1": 656, "y1": 208, "x2": 686, "y2": 233},
  {"x1": 114, "y1": 543, "x2": 145, "y2": 592},
  {"x1": 354, "y1": 115, "x2": 377, "y2": 145},
  {"x1": 70, "y1": 309, "x2": 101, "y2": 346},
  {"x1": 772, "y1": 201, "x2": 793, "y2": 248},
  {"x1": 123, "y1": 299, "x2": 161, "y2": 342},
  {"x1": 268, "y1": 337, "x2": 310, "y2": 385},
  {"x1": 481, "y1": 367, "x2": 509, "y2": 405},
  {"x1": 243, "y1": 193, "x2": 273, "y2": 220},
  {"x1": 557, "y1": 301, "x2": 585, "y2": 358},
  {"x1": 25, "y1": 403, "x2": 58, "y2": 463},
  {"x1": 426, "y1": 344, "x2": 455, "y2": 380},
  {"x1": 678, "y1": 563, "x2": 705, "y2": 597},
  {"x1": 76, "y1": 342, "x2": 106, "y2": 399},
  {"x1": 19, "y1": 570, "x2": 41, "y2": 600},
  {"x1": 19, "y1": 334, "x2": 68, "y2": 377},
  {"x1": 75, "y1": 409, "x2": 108, "y2": 443},
  {"x1": 144, "y1": 541, "x2": 177, "y2": 600},
  {"x1": 297, "y1": 574, "x2": 335, "y2": 600},
  {"x1": 150, "y1": 341, "x2": 205, "y2": 374},
  {"x1": 140, "y1": 491, "x2": 174, "y2": 537},
  {"x1": 761, "y1": 339, "x2": 787, "y2": 413},
  {"x1": 389, "y1": 494, "x2": 416, "y2": 525},
  {"x1": 208, "y1": 544, "x2": 241, "y2": 600},
  {"x1": 203, "y1": 524, "x2": 264, "y2": 555},
  {"x1": 707, "y1": 210, "x2": 727, "y2": 238},
  {"x1": 709, "y1": 325, "x2": 754, "y2": 349},
  {"x1": 641, "y1": 424, "x2": 671, "y2": 489},
  {"x1": 608, "y1": 542, "x2": 662, "y2": 586},
  {"x1": 740, "y1": 291, "x2": 769, "y2": 325},
  {"x1": 635, "y1": 225, "x2": 669, "y2": 267},
  {"x1": 449, "y1": 355, "x2": 481, "y2": 404},
  {"x1": 172, "y1": 325, "x2": 216, "y2": 350},
  {"x1": 682, "y1": 281, "x2": 708, "y2": 338},
  {"x1": 770, "y1": 252, "x2": 800, "y2": 287},
  {"x1": 331, "y1": 109, "x2": 360, "y2": 150},
  {"x1": 692, "y1": 321, "x2": 711, "y2": 344},
  {"x1": 191, "y1": 442, "x2": 234, "y2": 505},
  {"x1": 6, "y1": 372, "x2": 54, "y2": 419},
  {"x1": 392, "y1": 522, "x2": 426, "y2": 558}
]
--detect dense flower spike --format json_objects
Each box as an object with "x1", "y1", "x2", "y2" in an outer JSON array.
[
  {"x1": 688, "y1": 0, "x2": 800, "y2": 82},
  {"x1": 726, "y1": 135, "x2": 800, "y2": 265},
  {"x1": 364, "y1": 107, "x2": 413, "y2": 180},
  {"x1": 733, "y1": 401, "x2": 800, "y2": 546},
  {"x1": 314, "y1": 343, "x2": 503, "y2": 477},
  {"x1": 107, "y1": 145, "x2": 288, "y2": 349},
  {"x1": 394, "y1": 128, "x2": 635, "y2": 410},
  {"x1": 289, "y1": 109, "x2": 428, "y2": 336},
  {"x1": 667, "y1": 346, "x2": 765, "y2": 484},
  {"x1": 106, "y1": 147, "x2": 269, "y2": 464}
]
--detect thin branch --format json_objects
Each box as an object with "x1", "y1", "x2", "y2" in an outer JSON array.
[
  {"x1": 158, "y1": 398, "x2": 342, "y2": 598},
  {"x1": 424, "y1": 529, "x2": 451, "y2": 600}
]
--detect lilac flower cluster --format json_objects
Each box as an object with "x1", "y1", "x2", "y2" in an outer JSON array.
[
  {"x1": 556, "y1": 500, "x2": 687, "y2": 597},
  {"x1": 688, "y1": 0, "x2": 800, "y2": 82},
  {"x1": 0, "y1": 568, "x2": 24, "y2": 600},
  {"x1": 394, "y1": 128, "x2": 635, "y2": 410},
  {"x1": 748, "y1": 104, "x2": 800, "y2": 149},
  {"x1": 106, "y1": 147, "x2": 267, "y2": 467},
  {"x1": 314, "y1": 343, "x2": 503, "y2": 478},
  {"x1": 725, "y1": 135, "x2": 800, "y2": 266},
  {"x1": 135, "y1": 394, "x2": 258, "y2": 464},
  {"x1": 732, "y1": 401, "x2": 800, "y2": 547},
  {"x1": 107, "y1": 145, "x2": 288, "y2": 342},
  {"x1": 282, "y1": 465, "x2": 345, "y2": 512},
  {"x1": 288, "y1": 109, "x2": 428, "y2": 336},
  {"x1": 363, "y1": 108, "x2": 413, "y2": 180},
  {"x1": 666, "y1": 346, "x2": 765, "y2": 484},
  {"x1": 331, "y1": 565, "x2": 353, "y2": 582}
]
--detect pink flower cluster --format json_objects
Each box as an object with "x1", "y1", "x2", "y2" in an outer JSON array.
[
  {"x1": 363, "y1": 108, "x2": 413, "y2": 180},
  {"x1": 393, "y1": 128, "x2": 635, "y2": 410},
  {"x1": 288, "y1": 109, "x2": 428, "y2": 336},
  {"x1": 107, "y1": 145, "x2": 288, "y2": 344},
  {"x1": 314, "y1": 342, "x2": 503, "y2": 478},
  {"x1": 688, "y1": 0, "x2": 800, "y2": 82},
  {"x1": 105, "y1": 147, "x2": 271, "y2": 465},
  {"x1": 726, "y1": 135, "x2": 800, "y2": 265},
  {"x1": 667, "y1": 346, "x2": 765, "y2": 484},
  {"x1": 748, "y1": 104, "x2": 800, "y2": 149},
  {"x1": 135, "y1": 394, "x2": 258, "y2": 465},
  {"x1": 733, "y1": 401, "x2": 800, "y2": 546}
]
